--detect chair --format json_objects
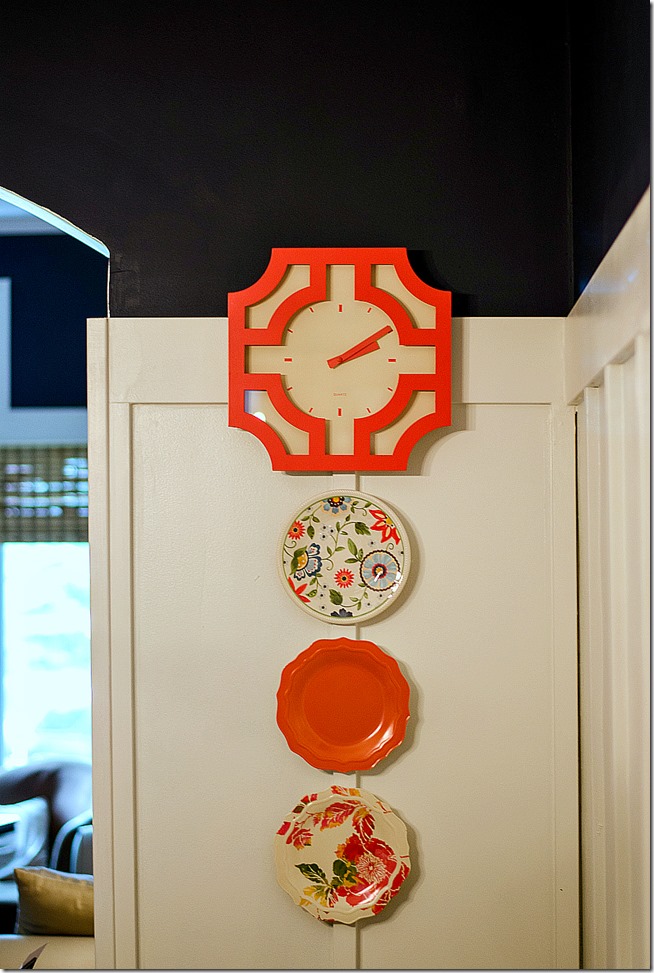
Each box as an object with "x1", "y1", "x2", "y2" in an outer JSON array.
[
  {"x1": 70, "y1": 823, "x2": 93, "y2": 874},
  {"x1": 50, "y1": 809, "x2": 93, "y2": 873},
  {"x1": 0, "y1": 760, "x2": 92, "y2": 932}
]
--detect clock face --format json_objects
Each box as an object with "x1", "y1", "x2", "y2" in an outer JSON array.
[
  {"x1": 278, "y1": 284, "x2": 399, "y2": 424},
  {"x1": 279, "y1": 491, "x2": 411, "y2": 624},
  {"x1": 228, "y1": 248, "x2": 451, "y2": 472}
]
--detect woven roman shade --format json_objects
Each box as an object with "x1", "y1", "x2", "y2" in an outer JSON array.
[{"x1": 0, "y1": 446, "x2": 88, "y2": 542}]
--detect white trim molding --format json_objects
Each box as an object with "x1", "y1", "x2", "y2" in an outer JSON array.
[
  {"x1": 0, "y1": 187, "x2": 109, "y2": 258},
  {"x1": 565, "y1": 188, "x2": 650, "y2": 405},
  {"x1": 570, "y1": 189, "x2": 650, "y2": 970}
]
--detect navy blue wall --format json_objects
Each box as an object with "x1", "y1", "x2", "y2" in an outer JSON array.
[
  {"x1": 0, "y1": 236, "x2": 107, "y2": 408},
  {"x1": 569, "y1": 0, "x2": 650, "y2": 293},
  {"x1": 0, "y1": 1, "x2": 648, "y2": 408}
]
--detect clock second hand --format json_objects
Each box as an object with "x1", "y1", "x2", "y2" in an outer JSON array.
[{"x1": 327, "y1": 325, "x2": 393, "y2": 368}]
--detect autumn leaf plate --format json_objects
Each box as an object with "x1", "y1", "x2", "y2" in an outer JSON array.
[
  {"x1": 279, "y1": 491, "x2": 411, "y2": 624},
  {"x1": 276, "y1": 636, "x2": 410, "y2": 772},
  {"x1": 274, "y1": 786, "x2": 411, "y2": 923}
]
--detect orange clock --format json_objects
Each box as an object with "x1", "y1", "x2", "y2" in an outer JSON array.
[{"x1": 228, "y1": 247, "x2": 451, "y2": 471}]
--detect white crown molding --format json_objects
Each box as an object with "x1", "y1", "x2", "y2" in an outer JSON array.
[{"x1": 565, "y1": 188, "x2": 651, "y2": 404}]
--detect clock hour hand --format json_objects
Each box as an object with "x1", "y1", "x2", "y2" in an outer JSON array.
[{"x1": 327, "y1": 325, "x2": 393, "y2": 368}]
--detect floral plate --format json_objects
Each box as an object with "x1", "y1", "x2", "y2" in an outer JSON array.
[
  {"x1": 276, "y1": 637, "x2": 410, "y2": 771},
  {"x1": 279, "y1": 492, "x2": 411, "y2": 624},
  {"x1": 275, "y1": 786, "x2": 411, "y2": 924}
]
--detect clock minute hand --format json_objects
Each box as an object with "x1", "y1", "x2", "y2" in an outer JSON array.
[{"x1": 327, "y1": 325, "x2": 393, "y2": 368}]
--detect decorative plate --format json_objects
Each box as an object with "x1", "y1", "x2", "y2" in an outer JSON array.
[
  {"x1": 275, "y1": 786, "x2": 411, "y2": 923},
  {"x1": 276, "y1": 637, "x2": 410, "y2": 771},
  {"x1": 279, "y1": 492, "x2": 411, "y2": 624}
]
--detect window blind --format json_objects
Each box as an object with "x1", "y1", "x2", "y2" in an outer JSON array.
[{"x1": 0, "y1": 446, "x2": 88, "y2": 541}]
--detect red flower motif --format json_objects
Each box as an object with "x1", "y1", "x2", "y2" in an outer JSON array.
[
  {"x1": 370, "y1": 508, "x2": 401, "y2": 545},
  {"x1": 288, "y1": 520, "x2": 305, "y2": 540},
  {"x1": 371, "y1": 860, "x2": 410, "y2": 914},
  {"x1": 334, "y1": 568, "x2": 354, "y2": 589},
  {"x1": 333, "y1": 834, "x2": 397, "y2": 906},
  {"x1": 287, "y1": 576, "x2": 310, "y2": 603}
]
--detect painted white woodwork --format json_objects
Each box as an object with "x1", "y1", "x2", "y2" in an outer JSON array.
[
  {"x1": 0, "y1": 186, "x2": 109, "y2": 257},
  {"x1": 565, "y1": 188, "x2": 649, "y2": 405},
  {"x1": 576, "y1": 387, "x2": 608, "y2": 967},
  {"x1": 571, "y1": 193, "x2": 650, "y2": 971},
  {"x1": 0, "y1": 198, "x2": 65, "y2": 235},
  {"x1": 88, "y1": 313, "x2": 579, "y2": 969},
  {"x1": 86, "y1": 320, "x2": 115, "y2": 969}
]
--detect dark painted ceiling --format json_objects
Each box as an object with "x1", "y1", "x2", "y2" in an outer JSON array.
[{"x1": 0, "y1": 1, "x2": 649, "y2": 324}]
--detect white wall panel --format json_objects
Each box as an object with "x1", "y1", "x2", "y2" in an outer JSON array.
[
  {"x1": 88, "y1": 315, "x2": 579, "y2": 969},
  {"x1": 358, "y1": 404, "x2": 577, "y2": 970},
  {"x1": 131, "y1": 406, "x2": 334, "y2": 970}
]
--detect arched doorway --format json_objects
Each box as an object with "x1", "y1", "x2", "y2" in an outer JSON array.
[{"x1": 0, "y1": 187, "x2": 108, "y2": 934}]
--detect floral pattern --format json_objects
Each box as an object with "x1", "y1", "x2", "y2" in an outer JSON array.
[
  {"x1": 360, "y1": 550, "x2": 400, "y2": 591},
  {"x1": 323, "y1": 496, "x2": 351, "y2": 514},
  {"x1": 275, "y1": 787, "x2": 410, "y2": 923},
  {"x1": 287, "y1": 576, "x2": 310, "y2": 603},
  {"x1": 370, "y1": 507, "x2": 401, "y2": 545},
  {"x1": 334, "y1": 568, "x2": 354, "y2": 588},
  {"x1": 287, "y1": 520, "x2": 305, "y2": 540},
  {"x1": 281, "y1": 492, "x2": 409, "y2": 623},
  {"x1": 292, "y1": 543, "x2": 322, "y2": 581},
  {"x1": 331, "y1": 607, "x2": 353, "y2": 619}
]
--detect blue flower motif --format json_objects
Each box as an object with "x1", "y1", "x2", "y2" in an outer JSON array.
[
  {"x1": 330, "y1": 607, "x2": 353, "y2": 618},
  {"x1": 360, "y1": 550, "x2": 400, "y2": 591},
  {"x1": 323, "y1": 496, "x2": 351, "y2": 514},
  {"x1": 294, "y1": 542, "x2": 322, "y2": 581}
]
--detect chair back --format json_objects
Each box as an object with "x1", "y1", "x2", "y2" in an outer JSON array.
[{"x1": 0, "y1": 761, "x2": 92, "y2": 860}]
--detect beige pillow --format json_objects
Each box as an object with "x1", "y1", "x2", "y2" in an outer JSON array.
[{"x1": 14, "y1": 866, "x2": 94, "y2": 936}]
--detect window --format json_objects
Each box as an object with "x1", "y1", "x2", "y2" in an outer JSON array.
[{"x1": 0, "y1": 447, "x2": 90, "y2": 768}]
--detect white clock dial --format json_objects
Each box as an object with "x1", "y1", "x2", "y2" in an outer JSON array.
[{"x1": 247, "y1": 265, "x2": 434, "y2": 455}]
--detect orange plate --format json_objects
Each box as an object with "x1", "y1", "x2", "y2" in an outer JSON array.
[{"x1": 276, "y1": 637, "x2": 410, "y2": 772}]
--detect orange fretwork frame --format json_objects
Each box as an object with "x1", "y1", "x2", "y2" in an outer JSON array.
[{"x1": 227, "y1": 247, "x2": 451, "y2": 472}]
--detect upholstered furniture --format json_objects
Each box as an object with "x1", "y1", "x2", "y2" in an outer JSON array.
[
  {"x1": 0, "y1": 760, "x2": 92, "y2": 933},
  {"x1": 0, "y1": 934, "x2": 94, "y2": 969},
  {"x1": 0, "y1": 861, "x2": 95, "y2": 969},
  {"x1": 0, "y1": 760, "x2": 92, "y2": 860}
]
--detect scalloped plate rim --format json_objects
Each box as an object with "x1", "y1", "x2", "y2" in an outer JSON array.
[
  {"x1": 276, "y1": 636, "x2": 410, "y2": 771},
  {"x1": 274, "y1": 786, "x2": 411, "y2": 923}
]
